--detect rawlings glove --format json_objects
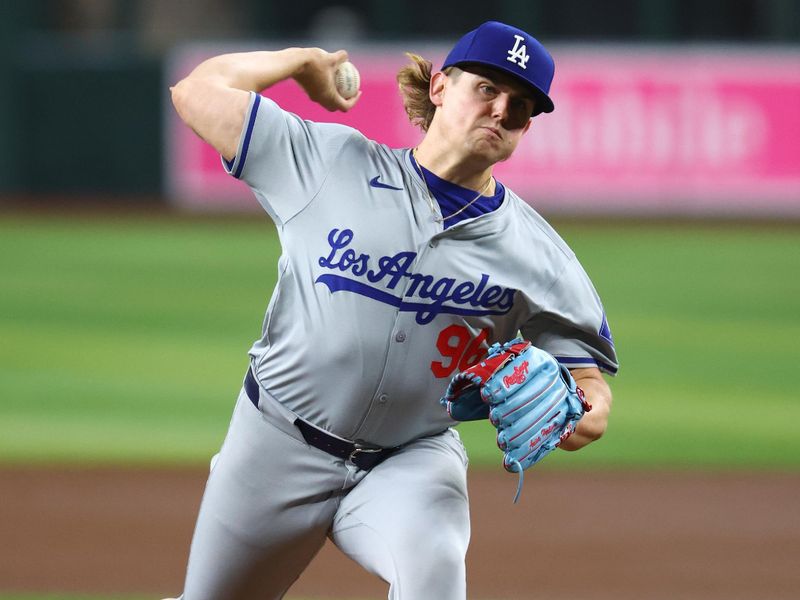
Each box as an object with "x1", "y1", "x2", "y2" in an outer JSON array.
[{"x1": 441, "y1": 338, "x2": 591, "y2": 502}]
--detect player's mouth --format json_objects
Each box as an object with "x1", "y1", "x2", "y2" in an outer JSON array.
[{"x1": 481, "y1": 126, "x2": 503, "y2": 140}]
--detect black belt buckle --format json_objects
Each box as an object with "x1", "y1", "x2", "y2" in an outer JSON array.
[
  {"x1": 294, "y1": 416, "x2": 395, "y2": 471},
  {"x1": 349, "y1": 445, "x2": 386, "y2": 470}
]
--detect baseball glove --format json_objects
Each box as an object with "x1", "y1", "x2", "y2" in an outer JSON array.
[{"x1": 441, "y1": 338, "x2": 591, "y2": 502}]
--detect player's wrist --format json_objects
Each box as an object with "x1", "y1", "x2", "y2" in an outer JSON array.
[{"x1": 290, "y1": 48, "x2": 328, "y2": 79}]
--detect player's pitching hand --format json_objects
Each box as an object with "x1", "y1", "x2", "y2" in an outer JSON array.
[{"x1": 293, "y1": 48, "x2": 361, "y2": 112}]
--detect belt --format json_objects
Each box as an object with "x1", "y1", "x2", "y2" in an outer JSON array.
[{"x1": 244, "y1": 367, "x2": 398, "y2": 471}]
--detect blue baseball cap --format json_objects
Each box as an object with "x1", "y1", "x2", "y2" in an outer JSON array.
[{"x1": 442, "y1": 21, "x2": 555, "y2": 116}]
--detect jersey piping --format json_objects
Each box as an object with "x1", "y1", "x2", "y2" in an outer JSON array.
[
  {"x1": 554, "y1": 355, "x2": 618, "y2": 375},
  {"x1": 223, "y1": 93, "x2": 262, "y2": 179}
]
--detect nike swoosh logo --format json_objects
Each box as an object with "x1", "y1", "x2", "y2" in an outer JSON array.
[{"x1": 369, "y1": 175, "x2": 403, "y2": 191}]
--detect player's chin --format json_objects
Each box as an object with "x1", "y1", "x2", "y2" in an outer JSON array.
[
  {"x1": 472, "y1": 141, "x2": 513, "y2": 164},
  {"x1": 475, "y1": 131, "x2": 516, "y2": 153}
]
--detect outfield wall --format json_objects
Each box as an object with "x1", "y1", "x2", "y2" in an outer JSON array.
[{"x1": 165, "y1": 43, "x2": 800, "y2": 217}]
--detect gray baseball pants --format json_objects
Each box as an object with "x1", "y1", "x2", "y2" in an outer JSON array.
[{"x1": 176, "y1": 384, "x2": 471, "y2": 599}]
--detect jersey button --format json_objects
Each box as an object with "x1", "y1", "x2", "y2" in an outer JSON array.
[
  {"x1": 378, "y1": 394, "x2": 388, "y2": 403},
  {"x1": 395, "y1": 331, "x2": 406, "y2": 342},
  {"x1": 429, "y1": 240, "x2": 438, "y2": 248}
]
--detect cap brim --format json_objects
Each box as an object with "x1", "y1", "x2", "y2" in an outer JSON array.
[{"x1": 450, "y1": 60, "x2": 554, "y2": 116}]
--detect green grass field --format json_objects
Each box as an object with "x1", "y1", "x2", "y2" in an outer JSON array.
[{"x1": 1, "y1": 213, "x2": 798, "y2": 469}]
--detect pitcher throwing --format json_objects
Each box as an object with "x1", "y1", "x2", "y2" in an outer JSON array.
[{"x1": 168, "y1": 20, "x2": 618, "y2": 600}]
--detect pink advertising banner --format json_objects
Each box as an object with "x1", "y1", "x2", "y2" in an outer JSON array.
[{"x1": 166, "y1": 44, "x2": 800, "y2": 216}]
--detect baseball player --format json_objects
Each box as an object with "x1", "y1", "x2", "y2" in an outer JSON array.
[{"x1": 168, "y1": 20, "x2": 617, "y2": 600}]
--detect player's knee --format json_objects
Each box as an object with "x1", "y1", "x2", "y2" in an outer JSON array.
[
  {"x1": 404, "y1": 535, "x2": 466, "y2": 578},
  {"x1": 434, "y1": 541, "x2": 466, "y2": 574},
  {"x1": 394, "y1": 539, "x2": 465, "y2": 598}
]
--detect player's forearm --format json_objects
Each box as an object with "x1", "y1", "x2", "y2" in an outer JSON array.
[
  {"x1": 171, "y1": 47, "x2": 357, "y2": 160},
  {"x1": 170, "y1": 48, "x2": 317, "y2": 161},
  {"x1": 180, "y1": 48, "x2": 314, "y2": 92},
  {"x1": 559, "y1": 369, "x2": 612, "y2": 451}
]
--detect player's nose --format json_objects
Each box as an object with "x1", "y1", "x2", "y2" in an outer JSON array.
[{"x1": 490, "y1": 93, "x2": 511, "y2": 120}]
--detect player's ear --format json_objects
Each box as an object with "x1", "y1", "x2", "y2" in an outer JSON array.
[{"x1": 429, "y1": 71, "x2": 446, "y2": 107}]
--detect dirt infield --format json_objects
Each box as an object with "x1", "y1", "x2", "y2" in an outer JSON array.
[{"x1": 1, "y1": 467, "x2": 798, "y2": 600}]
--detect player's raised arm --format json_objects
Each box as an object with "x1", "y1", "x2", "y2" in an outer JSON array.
[{"x1": 170, "y1": 47, "x2": 360, "y2": 161}]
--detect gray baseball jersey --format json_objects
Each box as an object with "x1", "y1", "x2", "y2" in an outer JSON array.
[
  {"x1": 225, "y1": 92, "x2": 617, "y2": 448},
  {"x1": 176, "y1": 92, "x2": 618, "y2": 600}
]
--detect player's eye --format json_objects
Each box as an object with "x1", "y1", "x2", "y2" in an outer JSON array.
[
  {"x1": 512, "y1": 98, "x2": 534, "y2": 116},
  {"x1": 479, "y1": 84, "x2": 497, "y2": 96},
  {"x1": 511, "y1": 99, "x2": 528, "y2": 112}
]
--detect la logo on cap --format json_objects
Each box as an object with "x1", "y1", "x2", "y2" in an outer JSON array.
[{"x1": 506, "y1": 35, "x2": 530, "y2": 69}]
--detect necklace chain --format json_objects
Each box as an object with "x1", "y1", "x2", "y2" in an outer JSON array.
[{"x1": 412, "y1": 149, "x2": 493, "y2": 223}]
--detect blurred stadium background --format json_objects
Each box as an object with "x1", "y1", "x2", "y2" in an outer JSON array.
[
  {"x1": 2, "y1": 0, "x2": 799, "y2": 202},
  {"x1": 1, "y1": 1, "x2": 799, "y2": 599}
]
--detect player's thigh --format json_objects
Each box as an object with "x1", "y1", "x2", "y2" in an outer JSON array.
[
  {"x1": 183, "y1": 391, "x2": 355, "y2": 600},
  {"x1": 331, "y1": 429, "x2": 470, "y2": 597}
]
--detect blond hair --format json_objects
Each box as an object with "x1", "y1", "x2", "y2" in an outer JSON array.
[{"x1": 396, "y1": 53, "x2": 437, "y2": 131}]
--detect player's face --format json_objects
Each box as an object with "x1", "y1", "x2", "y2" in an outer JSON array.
[{"x1": 436, "y1": 67, "x2": 535, "y2": 164}]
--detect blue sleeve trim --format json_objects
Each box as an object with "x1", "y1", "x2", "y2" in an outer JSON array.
[
  {"x1": 232, "y1": 94, "x2": 261, "y2": 179},
  {"x1": 556, "y1": 355, "x2": 618, "y2": 375}
]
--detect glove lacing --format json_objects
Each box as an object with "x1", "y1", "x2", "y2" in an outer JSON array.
[{"x1": 510, "y1": 459, "x2": 524, "y2": 503}]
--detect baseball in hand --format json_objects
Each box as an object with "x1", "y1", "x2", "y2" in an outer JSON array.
[{"x1": 334, "y1": 61, "x2": 360, "y2": 99}]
